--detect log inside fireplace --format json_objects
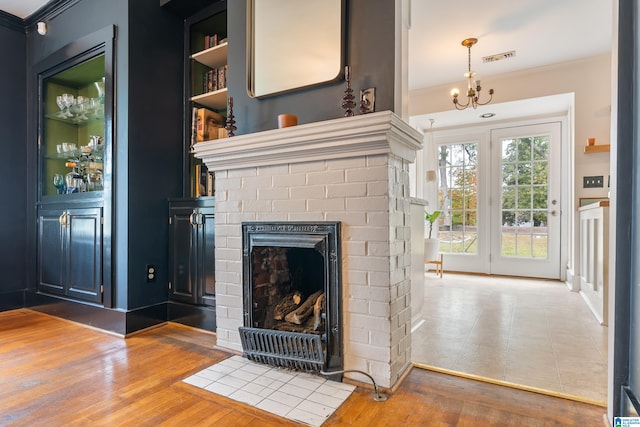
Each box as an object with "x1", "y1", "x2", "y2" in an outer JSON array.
[{"x1": 241, "y1": 222, "x2": 342, "y2": 374}]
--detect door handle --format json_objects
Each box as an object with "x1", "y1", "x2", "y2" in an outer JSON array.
[
  {"x1": 550, "y1": 210, "x2": 558, "y2": 216},
  {"x1": 59, "y1": 212, "x2": 69, "y2": 226}
]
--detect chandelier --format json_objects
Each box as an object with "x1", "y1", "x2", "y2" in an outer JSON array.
[{"x1": 451, "y1": 38, "x2": 494, "y2": 110}]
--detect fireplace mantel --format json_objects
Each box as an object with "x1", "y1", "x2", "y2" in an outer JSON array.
[
  {"x1": 198, "y1": 109, "x2": 423, "y2": 390},
  {"x1": 192, "y1": 110, "x2": 422, "y2": 171}
]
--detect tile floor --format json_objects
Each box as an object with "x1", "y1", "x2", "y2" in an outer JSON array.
[
  {"x1": 412, "y1": 273, "x2": 608, "y2": 404},
  {"x1": 184, "y1": 355, "x2": 355, "y2": 426}
]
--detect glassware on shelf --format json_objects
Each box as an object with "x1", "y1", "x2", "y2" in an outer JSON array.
[
  {"x1": 65, "y1": 171, "x2": 85, "y2": 193},
  {"x1": 61, "y1": 93, "x2": 75, "y2": 118},
  {"x1": 52, "y1": 173, "x2": 65, "y2": 194},
  {"x1": 86, "y1": 169, "x2": 103, "y2": 191},
  {"x1": 75, "y1": 96, "x2": 89, "y2": 121},
  {"x1": 94, "y1": 78, "x2": 105, "y2": 104},
  {"x1": 55, "y1": 96, "x2": 68, "y2": 118}
]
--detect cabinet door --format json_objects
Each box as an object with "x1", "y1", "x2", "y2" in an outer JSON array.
[
  {"x1": 169, "y1": 207, "x2": 198, "y2": 304},
  {"x1": 197, "y1": 207, "x2": 216, "y2": 305},
  {"x1": 66, "y1": 207, "x2": 103, "y2": 303},
  {"x1": 38, "y1": 208, "x2": 66, "y2": 295}
]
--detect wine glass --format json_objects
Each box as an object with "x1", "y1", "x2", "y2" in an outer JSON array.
[
  {"x1": 94, "y1": 78, "x2": 105, "y2": 104},
  {"x1": 61, "y1": 93, "x2": 75, "y2": 118},
  {"x1": 52, "y1": 173, "x2": 65, "y2": 194},
  {"x1": 55, "y1": 96, "x2": 67, "y2": 118},
  {"x1": 75, "y1": 96, "x2": 88, "y2": 121}
]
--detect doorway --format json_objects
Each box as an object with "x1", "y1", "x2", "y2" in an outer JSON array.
[{"x1": 435, "y1": 121, "x2": 564, "y2": 279}]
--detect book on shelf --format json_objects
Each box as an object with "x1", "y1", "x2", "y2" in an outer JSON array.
[
  {"x1": 202, "y1": 65, "x2": 228, "y2": 94},
  {"x1": 194, "y1": 164, "x2": 209, "y2": 197},
  {"x1": 195, "y1": 107, "x2": 224, "y2": 142},
  {"x1": 204, "y1": 33, "x2": 224, "y2": 49},
  {"x1": 194, "y1": 164, "x2": 214, "y2": 197},
  {"x1": 207, "y1": 171, "x2": 214, "y2": 196}
]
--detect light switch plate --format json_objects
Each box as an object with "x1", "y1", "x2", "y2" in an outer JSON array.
[{"x1": 583, "y1": 175, "x2": 604, "y2": 188}]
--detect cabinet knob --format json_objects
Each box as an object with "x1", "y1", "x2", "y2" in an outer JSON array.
[{"x1": 59, "y1": 212, "x2": 69, "y2": 226}]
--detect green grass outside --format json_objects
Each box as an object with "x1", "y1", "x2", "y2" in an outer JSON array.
[{"x1": 439, "y1": 232, "x2": 547, "y2": 258}]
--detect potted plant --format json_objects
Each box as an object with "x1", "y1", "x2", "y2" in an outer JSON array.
[{"x1": 424, "y1": 210, "x2": 441, "y2": 261}]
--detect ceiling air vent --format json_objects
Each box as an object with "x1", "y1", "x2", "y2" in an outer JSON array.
[{"x1": 483, "y1": 50, "x2": 516, "y2": 63}]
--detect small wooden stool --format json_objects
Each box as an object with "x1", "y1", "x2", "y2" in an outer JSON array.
[{"x1": 425, "y1": 253, "x2": 444, "y2": 278}]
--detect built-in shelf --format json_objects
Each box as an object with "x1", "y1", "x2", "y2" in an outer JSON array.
[
  {"x1": 190, "y1": 42, "x2": 228, "y2": 110},
  {"x1": 190, "y1": 88, "x2": 228, "y2": 110},
  {"x1": 191, "y1": 42, "x2": 227, "y2": 68},
  {"x1": 584, "y1": 144, "x2": 610, "y2": 153}
]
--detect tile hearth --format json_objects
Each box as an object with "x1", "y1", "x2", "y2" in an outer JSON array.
[{"x1": 184, "y1": 355, "x2": 355, "y2": 426}]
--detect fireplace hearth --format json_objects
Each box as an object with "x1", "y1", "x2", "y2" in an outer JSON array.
[{"x1": 241, "y1": 222, "x2": 342, "y2": 373}]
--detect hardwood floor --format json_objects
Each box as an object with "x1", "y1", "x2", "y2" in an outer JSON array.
[{"x1": 0, "y1": 309, "x2": 607, "y2": 426}]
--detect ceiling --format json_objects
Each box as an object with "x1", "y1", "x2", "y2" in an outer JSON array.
[
  {"x1": 1, "y1": 0, "x2": 48, "y2": 19},
  {"x1": 409, "y1": 0, "x2": 612, "y2": 130},
  {"x1": 3, "y1": 0, "x2": 613, "y2": 128},
  {"x1": 409, "y1": 0, "x2": 611, "y2": 91}
]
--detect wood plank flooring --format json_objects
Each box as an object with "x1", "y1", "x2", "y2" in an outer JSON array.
[{"x1": 0, "y1": 309, "x2": 607, "y2": 426}]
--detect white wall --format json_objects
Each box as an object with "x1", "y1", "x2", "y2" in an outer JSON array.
[{"x1": 408, "y1": 53, "x2": 612, "y2": 281}]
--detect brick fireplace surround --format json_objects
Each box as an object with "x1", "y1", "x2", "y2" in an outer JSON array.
[{"x1": 193, "y1": 111, "x2": 423, "y2": 389}]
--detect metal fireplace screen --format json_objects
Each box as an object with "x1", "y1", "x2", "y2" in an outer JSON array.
[
  {"x1": 240, "y1": 221, "x2": 342, "y2": 374},
  {"x1": 239, "y1": 326, "x2": 324, "y2": 372}
]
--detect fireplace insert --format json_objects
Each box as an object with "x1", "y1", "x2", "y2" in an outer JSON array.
[{"x1": 240, "y1": 222, "x2": 342, "y2": 374}]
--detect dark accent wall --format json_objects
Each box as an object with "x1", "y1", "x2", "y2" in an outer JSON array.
[
  {"x1": 0, "y1": 17, "x2": 27, "y2": 310},
  {"x1": 26, "y1": 0, "x2": 184, "y2": 313},
  {"x1": 227, "y1": 0, "x2": 396, "y2": 135},
  {"x1": 7, "y1": 0, "x2": 396, "y2": 327},
  {"x1": 126, "y1": 0, "x2": 183, "y2": 309},
  {"x1": 612, "y1": 0, "x2": 636, "y2": 418}
]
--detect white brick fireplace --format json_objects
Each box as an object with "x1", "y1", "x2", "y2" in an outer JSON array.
[{"x1": 193, "y1": 111, "x2": 423, "y2": 389}]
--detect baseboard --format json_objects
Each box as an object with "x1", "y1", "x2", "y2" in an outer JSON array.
[
  {"x1": 168, "y1": 301, "x2": 216, "y2": 333},
  {"x1": 0, "y1": 290, "x2": 25, "y2": 312},
  {"x1": 25, "y1": 292, "x2": 170, "y2": 335},
  {"x1": 26, "y1": 291, "x2": 127, "y2": 334},
  {"x1": 24, "y1": 292, "x2": 219, "y2": 336},
  {"x1": 413, "y1": 362, "x2": 607, "y2": 407}
]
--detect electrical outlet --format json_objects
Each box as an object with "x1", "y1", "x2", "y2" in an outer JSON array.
[
  {"x1": 583, "y1": 175, "x2": 604, "y2": 188},
  {"x1": 146, "y1": 264, "x2": 156, "y2": 282}
]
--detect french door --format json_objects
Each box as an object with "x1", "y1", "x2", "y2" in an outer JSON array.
[
  {"x1": 436, "y1": 122, "x2": 562, "y2": 279},
  {"x1": 489, "y1": 123, "x2": 561, "y2": 278}
]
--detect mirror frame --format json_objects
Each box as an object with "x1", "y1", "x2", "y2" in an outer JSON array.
[{"x1": 247, "y1": 0, "x2": 346, "y2": 98}]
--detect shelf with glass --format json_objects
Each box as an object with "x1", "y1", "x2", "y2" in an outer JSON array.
[
  {"x1": 42, "y1": 52, "x2": 106, "y2": 198},
  {"x1": 45, "y1": 137, "x2": 104, "y2": 195}
]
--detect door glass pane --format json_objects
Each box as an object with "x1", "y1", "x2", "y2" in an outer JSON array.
[
  {"x1": 42, "y1": 54, "x2": 105, "y2": 197},
  {"x1": 500, "y1": 135, "x2": 549, "y2": 259},
  {"x1": 438, "y1": 142, "x2": 478, "y2": 254}
]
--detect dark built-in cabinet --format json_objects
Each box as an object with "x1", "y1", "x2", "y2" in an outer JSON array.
[
  {"x1": 164, "y1": 1, "x2": 226, "y2": 330},
  {"x1": 169, "y1": 198, "x2": 215, "y2": 306},
  {"x1": 37, "y1": 205, "x2": 102, "y2": 303},
  {"x1": 35, "y1": 26, "x2": 114, "y2": 308}
]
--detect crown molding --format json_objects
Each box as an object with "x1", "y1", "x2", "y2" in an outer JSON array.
[
  {"x1": 24, "y1": 0, "x2": 81, "y2": 26},
  {"x1": 0, "y1": 9, "x2": 25, "y2": 33}
]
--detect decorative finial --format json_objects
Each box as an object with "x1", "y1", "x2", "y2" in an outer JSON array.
[
  {"x1": 225, "y1": 97, "x2": 236, "y2": 137},
  {"x1": 341, "y1": 65, "x2": 355, "y2": 117}
]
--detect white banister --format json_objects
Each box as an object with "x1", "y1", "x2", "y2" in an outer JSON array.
[{"x1": 578, "y1": 201, "x2": 609, "y2": 325}]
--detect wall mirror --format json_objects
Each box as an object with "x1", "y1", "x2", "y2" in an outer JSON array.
[{"x1": 247, "y1": 0, "x2": 345, "y2": 98}]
